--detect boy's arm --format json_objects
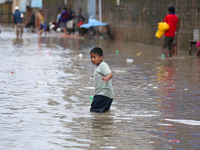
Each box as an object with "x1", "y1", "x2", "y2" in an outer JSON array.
[{"x1": 102, "y1": 73, "x2": 113, "y2": 83}]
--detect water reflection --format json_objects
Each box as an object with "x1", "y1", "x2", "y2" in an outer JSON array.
[
  {"x1": 155, "y1": 61, "x2": 177, "y2": 114},
  {"x1": 12, "y1": 38, "x2": 23, "y2": 45}
]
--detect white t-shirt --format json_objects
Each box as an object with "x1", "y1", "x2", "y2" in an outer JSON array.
[
  {"x1": 20, "y1": 13, "x2": 24, "y2": 18},
  {"x1": 94, "y1": 62, "x2": 114, "y2": 99}
]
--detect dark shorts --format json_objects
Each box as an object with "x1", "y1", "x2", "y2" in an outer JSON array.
[
  {"x1": 163, "y1": 36, "x2": 174, "y2": 50},
  {"x1": 40, "y1": 23, "x2": 44, "y2": 30},
  {"x1": 90, "y1": 95, "x2": 113, "y2": 113}
]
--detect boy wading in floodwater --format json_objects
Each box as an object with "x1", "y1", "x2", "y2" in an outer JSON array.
[{"x1": 90, "y1": 47, "x2": 114, "y2": 113}]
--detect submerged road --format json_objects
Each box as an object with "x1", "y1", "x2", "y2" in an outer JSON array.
[{"x1": 0, "y1": 28, "x2": 200, "y2": 150}]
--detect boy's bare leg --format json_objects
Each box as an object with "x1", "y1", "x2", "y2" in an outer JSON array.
[
  {"x1": 63, "y1": 28, "x2": 67, "y2": 35},
  {"x1": 39, "y1": 28, "x2": 44, "y2": 36},
  {"x1": 169, "y1": 50, "x2": 173, "y2": 57},
  {"x1": 172, "y1": 46, "x2": 174, "y2": 56},
  {"x1": 163, "y1": 49, "x2": 168, "y2": 58},
  {"x1": 20, "y1": 28, "x2": 23, "y2": 38},
  {"x1": 16, "y1": 31, "x2": 19, "y2": 38},
  {"x1": 174, "y1": 45, "x2": 177, "y2": 56}
]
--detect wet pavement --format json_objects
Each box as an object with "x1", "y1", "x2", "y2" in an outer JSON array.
[{"x1": 0, "y1": 28, "x2": 200, "y2": 150}]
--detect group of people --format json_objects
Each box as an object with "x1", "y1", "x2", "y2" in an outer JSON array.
[
  {"x1": 37, "y1": 5, "x2": 86, "y2": 36},
  {"x1": 12, "y1": 5, "x2": 86, "y2": 37},
  {"x1": 56, "y1": 5, "x2": 86, "y2": 36}
]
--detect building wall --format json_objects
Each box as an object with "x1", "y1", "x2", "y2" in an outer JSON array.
[
  {"x1": 97, "y1": 0, "x2": 200, "y2": 51},
  {"x1": 42, "y1": 0, "x2": 65, "y2": 23},
  {"x1": 0, "y1": 1, "x2": 12, "y2": 24}
]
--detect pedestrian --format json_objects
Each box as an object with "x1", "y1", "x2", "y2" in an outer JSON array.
[
  {"x1": 67, "y1": 5, "x2": 75, "y2": 34},
  {"x1": 90, "y1": 47, "x2": 114, "y2": 113},
  {"x1": 12, "y1": 6, "x2": 24, "y2": 38},
  {"x1": 38, "y1": 9, "x2": 45, "y2": 36},
  {"x1": 196, "y1": 40, "x2": 200, "y2": 57},
  {"x1": 77, "y1": 8, "x2": 86, "y2": 36},
  {"x1": 60, "y1": 7, "x2": 69, "y2": 35},
  {"x1": 163, "y1": 6, "x2": 179, "y2": 58}
]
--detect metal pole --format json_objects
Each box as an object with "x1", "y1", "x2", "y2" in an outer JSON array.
[{"x1": 99, "y1": 0, "x2": 102, "y2": 32}]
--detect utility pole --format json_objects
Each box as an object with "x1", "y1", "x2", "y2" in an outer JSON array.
[{"x1": 99, "y1": 0, "x2": 102, "y2": 32}]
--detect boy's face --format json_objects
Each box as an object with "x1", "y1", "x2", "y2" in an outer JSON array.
[{"x1": 90, "y1": 53, "x2": 103, "y2": 66}]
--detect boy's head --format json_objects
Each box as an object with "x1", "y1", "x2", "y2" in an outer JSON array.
[
  {"x1": 90, "y1": 47, "x2": 103, "y2": 66},
  {"x1": 168, "y1": 6, "x2": 175, "y2": 14}
]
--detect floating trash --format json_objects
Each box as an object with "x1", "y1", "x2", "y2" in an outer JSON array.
[
  {"x1": 89, "y1": 95, "x2": 93, "y2": 103},
  {"x1": 45, "y1": 51, "x2": 51, "y2": 55},
  {"x1": 161, "y1": 54, "x2": 165, "y2": 57},
  {"x1": 58, "y1": 77, "x2": 68, "y2": 79},
  {"x1": 137, "y1": 52, "x2": 142, "y2": 56},
  {"x1": 116, "y1": 50, "x2": 119, "y2": 54},
  {"x1": 161, "y1": 54, "x2": 170, "y2": 57},
  {"x1": 78, "y1": 54, "x2": 83, "y2": 57},
  {"x1": 169, "y1": 140, "x2": 180, "y2": 143},
  {"x1": 126, "y1": 59, "x2": 133, "y2": 63},
  {"x1": 36, "y1": 81, "x2": 48, "y2": 85}
]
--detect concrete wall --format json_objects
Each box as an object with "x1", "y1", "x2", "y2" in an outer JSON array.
[
  {"x1": 96, "y1": 0, "x2": 200, "y2": 51},
  {"x1": 72, "y1": 0, "x2": 88, "y2": 21}
]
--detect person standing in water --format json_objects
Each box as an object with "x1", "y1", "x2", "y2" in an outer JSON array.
[
  {"x1": 163, "y1": 6, "x2": 179, "y2": 58},
  {"x1": 60, "y1": 7, "x2": 69, "y2": 35},
  {"x1": 67, "y1": 5, "x2": 75, "y2": 34},
  {"x1": 12, "y1": 6, "x2": 24, "y2": 38},
  {"x1": 38, "y1": 9, "x2": 45, "y2": 36},
  {"x1": 90, "y1": 47, "x2": 114, "y2": 113}
]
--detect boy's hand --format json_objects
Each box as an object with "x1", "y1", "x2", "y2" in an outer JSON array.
[
  {"x1": 101, "y1": 73, "x2": 113, "y2": 83},
  {"x1": 101, "y1": 77, "x2": 109, "y2": 83}
]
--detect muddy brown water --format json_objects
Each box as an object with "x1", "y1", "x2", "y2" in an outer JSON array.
[{"x1": 0, "y1": 28, "x2": 200, "y2": 150}]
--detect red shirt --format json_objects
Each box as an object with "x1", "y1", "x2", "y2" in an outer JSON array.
[{"x1": 164, "y1": 14, "x2": 178, "y2": 37}]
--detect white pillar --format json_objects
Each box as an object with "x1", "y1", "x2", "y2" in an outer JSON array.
[
  {"x1": 99, "y1": 0, "x2": 102, "y2": 32},
  {"x1": 117, "y1": 0, "x2": 120, "y2": 5}
]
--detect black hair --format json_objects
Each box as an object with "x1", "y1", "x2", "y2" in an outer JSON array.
[
  {"x1": 90, "y1": 47, "x2": 103, "y2": 57},
  {"x1": 168, "y1": 6, "x2": 175, "y2": 14},
  {"x1": 63, "y1": 7, "x2": 67, "y2": 11}
]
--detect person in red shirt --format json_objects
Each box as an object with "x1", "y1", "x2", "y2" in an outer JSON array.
[{"x1": 163, "y1": 7, "x2": 179, "y2": 58}]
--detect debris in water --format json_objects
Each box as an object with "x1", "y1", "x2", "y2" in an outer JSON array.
[
  {"x1": 126, "y1": 59, "x2": 133, "y2": 63},
  {"x1": 36, "y1": 81, "x2": 48, "y2": 85},
  {"x1": 78, "y1": 54, "x2": 83, "y2": 57},
  {"x1": 89, "y1": 95, "x2": 93, "y2": 103},
  {"x1": 45, "y1": 51, "x2": 51, "y2": 55},
  {"x1": 169, "y1": 140, "x2": 180, "y2": 143}
]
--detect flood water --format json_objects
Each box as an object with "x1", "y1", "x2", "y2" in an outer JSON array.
[{"x1": 0, "y1": 28, "x2": 200, "y2": 150}]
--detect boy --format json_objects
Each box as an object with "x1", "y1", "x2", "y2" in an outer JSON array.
[{"x1": 90, "y1": 47, "x2": 114, "y2": 113}]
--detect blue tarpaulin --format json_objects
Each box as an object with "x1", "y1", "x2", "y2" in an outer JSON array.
[
  {"x1": 80, "y1": 19, "x2": 108, "y2": 29},
  {"x1": 31, "y1": 0, "x2": 42, "y2": 8}
]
